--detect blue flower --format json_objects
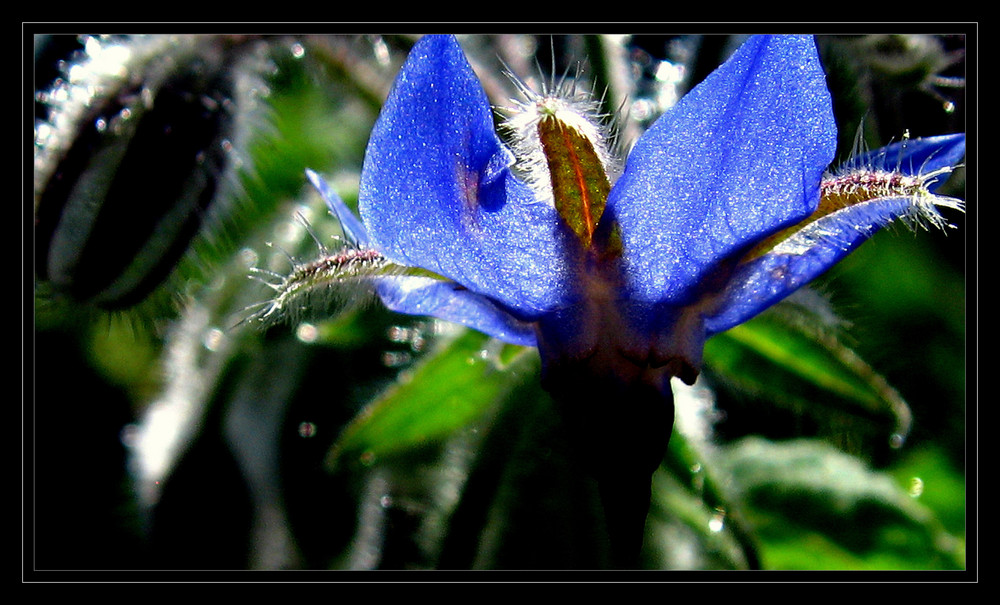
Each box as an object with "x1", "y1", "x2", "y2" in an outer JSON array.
[{"x1": 305, "y1": 34, "x2": 965, "y2": 387}]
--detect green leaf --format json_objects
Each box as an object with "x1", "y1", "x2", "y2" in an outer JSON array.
[
  {"x1": 890, "y1": 445, "x2": 967, "y2": 537},
  {"x1": 644, "y1": 428, "x2": 761, "y2": 570},
  {"x1": 704, "y1": 306, "x2": 912, "y2": 446},
  {"x1": 327, "y1": 329, "x2": 539, "y2": 468},
  {"x1": 716, "y1": 437, "x2": 964, "y2": 570}
]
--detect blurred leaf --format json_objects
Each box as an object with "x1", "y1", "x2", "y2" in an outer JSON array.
[
  {"x1": 645, "y1": 427, "x2": 760, "y2": 570},
  {"x1": 819, "y1": 230, "x2": 966, "y2": 463},
  {"x1": 716, "y1": 437, "x2": 964, "y2": 570},
  {"x1": 87, "y1": 314, "x2": 161, "y2": 402},
  {"x1": 889, "y1": 445, "x2": 966, "y2": 537},
  {"x1": 705, "y1": 308, "x2": 911, "y2": 449},
  {"x1": 327, "y1": 330, "x2": 539, "y2": 469}
]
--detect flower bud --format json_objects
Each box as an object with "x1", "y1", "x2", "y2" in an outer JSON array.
[{"x1": 34, "y1": 35, "x2": 259, "y2": 309}]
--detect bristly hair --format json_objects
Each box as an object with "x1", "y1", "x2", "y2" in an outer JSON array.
[
  {"x1": 240, "y1": 209, "x2": 448, "y2": 329},
  {"x1": 242, "y1": 242, "x2": 391, "y2": 328},
  {"x1": 744, "y1": 131, "x2": 964, "y2": 263},
  {"x1": 497, "y1": 59, "x2": 623, "y2": 207}
]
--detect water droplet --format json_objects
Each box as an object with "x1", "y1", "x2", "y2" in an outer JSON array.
[
  {"x1": 387, "y1": 325, "x2": 411, "y2": 342},
  {"x1": 708, "y1": 508, "x2": 726, "y2": 533},
  {"x1": 35, "y1": 121, "x2": 53, "y2": 143},
  {"x1": 908, "y1": 476, "x2": 924, "y2": 498},
  {"x1": 382, "y1": 350, "x2": 411, "y2": 367},
  {"x1": 379, "y1": 495, "x2": 393, "y2": 508},
  {"x1": 239, "y1": 247, "x2": 259, "y2": 268},
  {"x1": 290, "y1": 42, "x2": 305, "y2": 59},
  {"x1": 296, "y1": 322, "x2": 319, "y2": 343},
  {"x1": 410, "y1": 334, "x2": 426, "y2": 353},
  {"x1": 297, "y1": 421, "x2": 318, "y2": 438},
  {"x1": 202, "y1": 327, "x2": 224, "y2": 351},
  {"x1": 359, "y1": 451, "x2": 376, "y2": 466},
  {"x1": 889, "y1": 432, "x2": 906, "y2": 449},
  {"x1": 372, "y1": 36, "x2": 391, "y2": 66}
]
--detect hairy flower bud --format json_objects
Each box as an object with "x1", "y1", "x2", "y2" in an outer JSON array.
[
  {"x1": 34, "y1": 34, "x2": 263, "y2": 309},
  {"x1": 501, "y1": 75, "x2": 619, "y2": 250}
]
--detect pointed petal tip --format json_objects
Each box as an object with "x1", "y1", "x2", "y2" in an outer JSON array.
[{"x1": 304, "y1": 168, "x2": 370, "y2": 247}]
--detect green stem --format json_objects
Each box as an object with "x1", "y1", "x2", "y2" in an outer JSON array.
[{"x1": 544, "y1": 365, "x2": 675, "y2": 568}]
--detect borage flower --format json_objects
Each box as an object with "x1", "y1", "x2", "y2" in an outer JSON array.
[{"x1": 258, "y1": 34, "x2": 964, "y2": 564}]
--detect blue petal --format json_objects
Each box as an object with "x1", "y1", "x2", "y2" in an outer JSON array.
[
  {"x1": 606, "y1": 34, "x2": 837, "y2": 306},
  {"x1": 358, "y1": 34, "x2": 570, "y2": 319},
  {"x1": 375, "y1": 276, "x2": 538, "y2": 346},
  {"x1": 304, "y1": 169, "x2": 536, "y2": 344}
]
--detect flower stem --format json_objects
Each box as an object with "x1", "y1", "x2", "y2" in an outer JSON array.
[{"x1": 543, "y1": 364, "x2": 675, "y2": 568}]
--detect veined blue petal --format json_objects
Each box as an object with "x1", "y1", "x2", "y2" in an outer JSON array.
[
  {"x1": 606, "y1": 34, "x2": 837, "y2": 306},
  {"x1": 358, "y1": 34, "x2": 570, "y2": 319},
  {"x1": 375, "y1": 276, "x2": 538, "y2": 346}
]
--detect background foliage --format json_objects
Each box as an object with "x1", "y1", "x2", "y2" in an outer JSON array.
[{"x1": 29, "y1": 31, "x2": 971, "y2": 575}]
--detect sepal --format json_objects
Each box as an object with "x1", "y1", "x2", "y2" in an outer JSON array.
[{"x1": 705, "y1": 135, "x2": 965, "y2": 336}]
